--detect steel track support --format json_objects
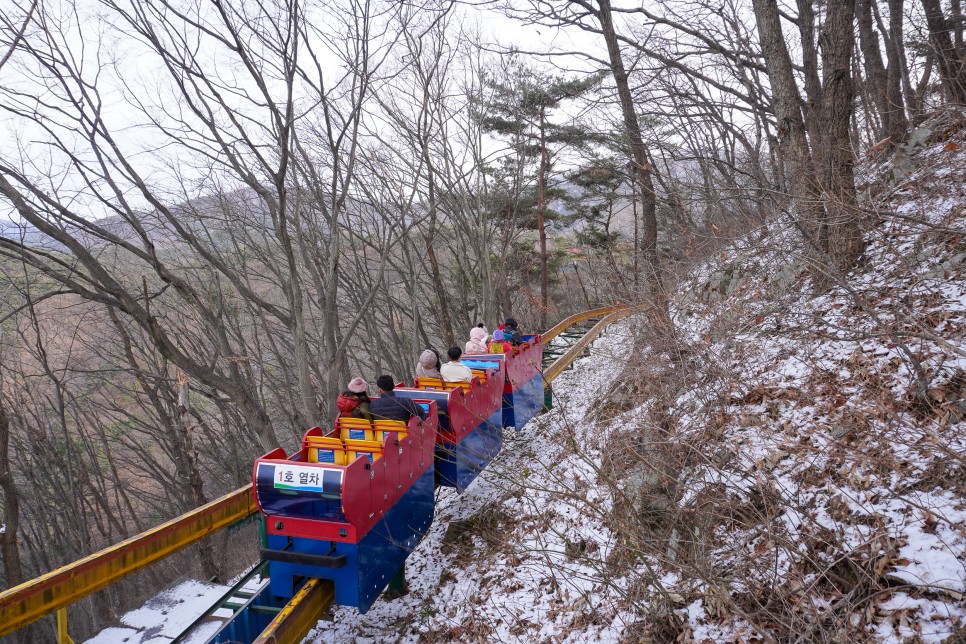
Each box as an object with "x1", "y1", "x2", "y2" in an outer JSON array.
[
  {"x1": 252, "y1": 578, "x2": 335, "y2": 644},
  {"x1": 56, "y1": 609, "x2": 74, "y2": 644}
]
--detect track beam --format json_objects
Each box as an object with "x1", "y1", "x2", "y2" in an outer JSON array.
[
  {"x1": 544, "y1": 308, "x2": 634, "y2": 384},
  {"x1": 253, "y1": 578, "x2": 335, "y2": 644},
  {"x1": 541, "y1": 305, "x2": 626, "y2": 342},
  {"x1": 0, "y1": 486, "x2": 257, "y2": 637}
]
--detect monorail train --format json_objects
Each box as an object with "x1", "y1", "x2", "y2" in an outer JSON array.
[{"x1": 215, "y1": 335, "x2": 543, "y2": 638}]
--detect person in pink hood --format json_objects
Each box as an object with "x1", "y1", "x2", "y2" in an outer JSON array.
[
  {"x1": 465, "y1": 326, "x2": 488, "y2": 355},
  {"x1": 415, "y1": 348, "x2": 443, "y2": 379}
]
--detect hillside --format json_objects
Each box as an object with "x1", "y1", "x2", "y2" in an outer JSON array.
[
  {"x1": 310, "y1": 113, "x2": 966, "y2": 642},
  {"x1": 80, "y1": 112, "x2": 966, "y2": 643}
]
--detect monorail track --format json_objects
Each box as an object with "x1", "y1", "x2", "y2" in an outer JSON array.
[{"x1": 0, "y1": 305, "x2": 631, "y2": 644}]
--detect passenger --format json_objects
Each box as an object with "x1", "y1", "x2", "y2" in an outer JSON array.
[
  {"x1": 504, "y1": 317, "x2": 523, "y2": 346},
  {"x1": 465, "y1": 327, "x2": 488, "y2": 355},
  {"x1": 415, "y1": 348, "x2": 443, "y2": 379},
  {"x1": 440, "y1": 347, "x2": 473, "y2": 383},
  {"x1": 476, "y1": 322, "x2": 491, "y2": 344},
  {"x1": 370, "y1": 375, "x2": 426, "y2": 422},
  {"x1": 336, "y1": 377, "x2": 373, "y2": 421},
  {"x1": 489, "y1": 328, "x2": 511, "y2": 354}
]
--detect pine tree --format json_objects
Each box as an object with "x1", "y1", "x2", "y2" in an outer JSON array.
[
  {"x1": 481, "y1": 66, "x2": 605, "y2": 328},
  {"x1": 564, "y1": 155, "x2": 628, "y2": 286}
]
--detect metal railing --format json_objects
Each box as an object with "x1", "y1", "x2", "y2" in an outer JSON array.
[
  {"x1": 541, "y1": 304, "x2": 627, "y2": 343},
  {"x1": 544, "y1": 308, "x2": 635, "y2": 384},
  {"x1": 0, "y1": 487, "x2": 256, "y2": 637}
]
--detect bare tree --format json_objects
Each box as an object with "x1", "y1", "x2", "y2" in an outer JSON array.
[
  {"x1": 920, "y1": 0, "x2": 966, "y2": 102},
  {"x1": 0, "y1": 395, "x2": 24, "y2": 589}
]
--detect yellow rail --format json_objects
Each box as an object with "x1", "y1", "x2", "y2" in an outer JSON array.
[
  {"x1": 0, "y1": 486, "x2": 256, "y2": 637},
  {"x1": 253, "y1": 578, "x2": 335, "y2": 644},
  {"x1": 544, "y1": 308, "x2": 635, "y2": 384},
  {"x1": 541, "y1": 304, "x2": 627, "y2": 343}
]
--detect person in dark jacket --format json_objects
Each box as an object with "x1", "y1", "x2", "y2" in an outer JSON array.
[
  {"x1": 504, "y1": 317, "x2": 523, "y2": 346},
  {"x1": 370, "y1": 375, "x2": 426, "y2": 422},
  {"x1": 336, "y1": 377, "x2": 373, "y2": 421}
]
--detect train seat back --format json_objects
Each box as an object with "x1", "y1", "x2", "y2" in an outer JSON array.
[
  {"x1": 339, "y1": 417, "x2": 376, "y2": 442},
  {"x1": 373, "y1": 419, "x2": 408, "y2": 441},
  {"x1": 414, "y1": 377, "x2": 444, "y2": 390},
  {"x1": 306, "y1": 435, "x2": 383, "y2": 464},
  {"x1": 415, "y1": 377, "x2": 472, "y2": 392}
]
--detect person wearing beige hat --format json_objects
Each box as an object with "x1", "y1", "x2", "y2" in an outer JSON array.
[{"x1": 336, "y1": 377, "x2": 373, "y2": 421}]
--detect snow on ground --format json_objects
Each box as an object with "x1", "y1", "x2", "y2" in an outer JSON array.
[
  {"x1": 84, "y1": 579, "x2": 229, "y2": 644},
  {"x1": 647, "y1": 112, "x2": 966, "y2": 641}
]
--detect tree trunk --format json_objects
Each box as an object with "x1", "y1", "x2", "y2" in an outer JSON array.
[
  {"x1": 796, "y1": 0, "x2": 827, "y2": 150},
  {"x1": 595, "y1": 0, "x2": 667, "y2": 328},
  {"x1": 0, "y1": 398, "x2": 24, "y2": 588},
  {"x1": 954, "y1": 0, "x2": 965, "y2": 51},
  {"x1": 421, "y1": 132, "x2": 457, "y2": 348},
  {"x1": 176, "y1": 372, "x2": 219, "y2": 580},
  {"x1": 750, "y1": 0, "x2": 825, "y2": 242},
  {"x1": 884, "y1": 0, "x2": 911, "y2": 141},
  {"x1": 921, "y1": 0, "x2": 966, "y2": 102},
  {"x1": 631, "y1": 163, "x2": 639, "y2": 289},
  {"x1": 819, "y1": 0, "x2": 865, "y2": 282},
  {"x1": 537, "y1": 104, "x2": 549, "y2": 330},
  {"x1": 0, "y1": 398, "x2": 34, "y2": 644},
  {"x1": 856, "y1": 0, "x2": 891, "y2": 138}
]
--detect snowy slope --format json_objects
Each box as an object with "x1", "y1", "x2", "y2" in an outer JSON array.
[
  {"x1": 85, "y1": 112, "x2": 965, "y2": 644},
  {"x1": 309, "y1": 112, "x2": 966, "y2": 642},
  {"x1": 620, "y1": 113, "x2": 965, "y2": 641}
]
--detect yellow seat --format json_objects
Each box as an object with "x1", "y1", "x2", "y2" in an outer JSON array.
[
  {"x1": 306, "y1": 436, "x2": 349, "y2": 464},
  {"x1": 415, "y1": 377, "x2": 444, "y2": 390},
  {"x1": 373, "y1": 419, "x2": 409, "y2": 441},
  {"x1": 306, "y1": 435, "x2": 383, "y2": 463},
  {"x1": 442, "y1": 380, "x2": 472, "y2": 393},
  {"x1": 339, "y1": 417, "x2": 375, "y2": 442},
  {"x1": 342, "y1": 438, "x2": 383, "y2": 462},
  {"x1": 373, "y1": 419, "x2": 407, "y2": 430}
]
